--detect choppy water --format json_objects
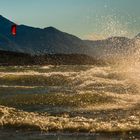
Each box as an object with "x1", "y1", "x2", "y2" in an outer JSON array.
[{"x1": 0, "y1": 64, "x2": 140, "y2": 139}]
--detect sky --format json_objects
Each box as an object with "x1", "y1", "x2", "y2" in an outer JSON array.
[{"x1": 0, "y1": 0, "x2": 140, "y2": 40}]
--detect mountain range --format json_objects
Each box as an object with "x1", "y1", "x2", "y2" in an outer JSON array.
[{"x1": 0, "y1": 15, "x2": 139, "y2": 63}]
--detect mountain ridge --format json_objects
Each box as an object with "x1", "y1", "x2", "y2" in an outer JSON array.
[
  {"x1": 0, "y1": 15, "x2": 139, "y2": 61},
  {"x1": 0, "y1": 15, "x2": 89, "y2": 55}
]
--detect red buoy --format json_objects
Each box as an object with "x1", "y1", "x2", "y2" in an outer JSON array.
[{"x1": 11, "y1": 24, "x2": 17, "y2": 36}]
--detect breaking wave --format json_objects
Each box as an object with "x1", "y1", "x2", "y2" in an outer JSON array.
[{"x1": 0, "y1": 61, "x2": 140, "y2": 133}]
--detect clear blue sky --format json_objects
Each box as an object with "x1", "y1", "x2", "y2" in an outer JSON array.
[{"x1": 0, "y1": 0, "x2": 140, "y2": 39}]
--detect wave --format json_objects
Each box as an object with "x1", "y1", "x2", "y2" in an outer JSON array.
[
  {"x1": 0, "y1": 64, "x2": 140, "y2": 133},
  {"x1": 0, "y1": 105, "x2": 140, "y2": 133}
]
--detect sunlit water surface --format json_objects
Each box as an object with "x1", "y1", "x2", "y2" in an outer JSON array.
[{"x1": 0, "y1": 64, "x2": 140, "y2": 139}]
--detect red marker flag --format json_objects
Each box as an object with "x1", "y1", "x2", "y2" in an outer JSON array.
[{"x1": 11, "y1": 24, "x2": 17, "y2": 36}]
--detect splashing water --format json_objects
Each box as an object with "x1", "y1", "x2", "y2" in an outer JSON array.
[
  {"x1": 0, "y1": 35, "x2": 140, "y2": 137},
  {"x1": 0, "y1": 15, "x2": 140, "y2": 139},
  {"x1": 116, "y1": 38, "x2": 140, "y2": 90},
  {"x1": 0, "y1": 63, "x2": 140, "y2": 135}
]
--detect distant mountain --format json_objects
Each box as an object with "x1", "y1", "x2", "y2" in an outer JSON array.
[
  {"x1": 84, "y1": 36, "x2": 135, "y2": 61},
  {"x1": 0, "y1": 15, "x2": 88, "y2": 55},
  {"x1": 0, "y1": 15, "x2": 139, "y2": 63}
]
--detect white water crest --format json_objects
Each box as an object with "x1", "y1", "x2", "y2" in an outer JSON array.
[
  {"x1": 0, "y1": 15, "x2": 140, "y2": 138},
  {"x1": 0, "y1": 63, "x2": 140, "y2": 133}
]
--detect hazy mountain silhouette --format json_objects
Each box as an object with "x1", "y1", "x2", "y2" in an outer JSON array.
[
  {"x1": 0, "y1": 15, "x2": 88, "y2": 55},
  {"x1": 84, "y1": 36, "x2": 136, "y2": 60},
  {"x1": 0, "y1": 15, "x2": 139, "y2": 61}
]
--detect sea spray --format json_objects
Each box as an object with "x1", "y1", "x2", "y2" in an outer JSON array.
[{"x1": 0, "y1": 65, "x2": 140, "y2": 133}]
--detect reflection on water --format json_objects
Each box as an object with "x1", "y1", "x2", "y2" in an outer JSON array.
[{"x1": 0, "y1": 65, "x2": 140, "y2": 139}]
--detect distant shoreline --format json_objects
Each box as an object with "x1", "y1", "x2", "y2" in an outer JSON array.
[{"x1": 0, "y1": 50, "x2": 105, "y2": 66}]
